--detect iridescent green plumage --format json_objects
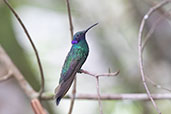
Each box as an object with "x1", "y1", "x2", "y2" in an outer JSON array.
[
  {"x1": 55, "y1": 23, "x2": 98, "y2": 105},
  {"x1": 59, "y1": 40, "x2": 89, "y2": 83}
]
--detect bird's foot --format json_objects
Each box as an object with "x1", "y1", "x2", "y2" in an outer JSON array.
[{"x1": 77, "y1": 69, "x2": 83, "y2": 73}]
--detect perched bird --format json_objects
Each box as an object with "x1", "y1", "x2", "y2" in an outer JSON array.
[{"x1": 55, "y1": 23, "x2": 98, "y2": 105}]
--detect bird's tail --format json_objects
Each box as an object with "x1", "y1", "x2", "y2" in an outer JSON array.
[
  {"x1": 54, "y1": 83, "x2": 62, "y2": 105},
  {"x1": 54, "y1": 76, "x2": 75, "y2": 106},
  {"x1": 56, "y1": 96, "x2": 62, "y2": 105}
]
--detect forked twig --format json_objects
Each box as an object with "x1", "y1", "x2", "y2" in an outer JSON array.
[
  {"x1": 80, "y1": 69, "x2": 119, "y2": 78},
  {"x1": 138, "y1": 1, "x2": 170, "y2": 114},
  {"x1": 3, "y1": 0, "x2": 45, "y2": 97},
  {"x1": 80, "y1": 69, "x2": 119, "y2": 114}
]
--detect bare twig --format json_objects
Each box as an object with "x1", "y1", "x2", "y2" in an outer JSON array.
[
  {"x1": 142, "y1": 9, "x2": 171, "y2": 51},
  {"x1": 4, "y1": 0, "x2": 45, "y2": 97},
  {"x1": 142, "y1": 16, "x2": 163, "y2": 51},
  {"x1": 31, "y1": 98, "x2": 47, "y2": 114},
  {"x1": 66, "y1": 0, "x2": 74, "y2": 40},
  {"x1": 0, "y1": 70, "x2": 13, "y2": 82},
  {"x1": 79, "y1": 69, "x2": 119, "y2": 78},
  {"x1": 79, "y1": 69, "x2": 119, "y2": 114},
  {"x1": 0, "y1": 45, "x2": 38, "y2": 98},
  {"x1": 138, "y1": 1, "x2": 170, "y2": 114},
  {"x1": 146, "y1": 76, "x2": 171, "y2": 92},
  {"x1": 148, "y1": 0, "x2": 171, "y2": 20},
  {"x1": 41, "y1": 93, "x2": 171, "y2": 101}
]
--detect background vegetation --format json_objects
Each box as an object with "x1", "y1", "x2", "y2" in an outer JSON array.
[{"x1": 0, "y1": 0, "x2": 171, "y2": 114}]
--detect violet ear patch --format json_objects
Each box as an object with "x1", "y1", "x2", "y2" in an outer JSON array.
[{"x1": 72, "y1": 40, "x2": 78, "y2": 44}]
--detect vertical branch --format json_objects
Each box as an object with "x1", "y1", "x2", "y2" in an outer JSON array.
[
  {"x1": 66, "y1": 0, "x2": 74, "y2": 40},
  {"x1": 66, "y1": 0, "x2": 76, "y2": 114},
  {"x1": 138, "y1": 1, "x2": 170, "y2": 114},
  {"x1": 3, "y1": 0, "x2": 45, "y2": 97},
  {"x1": 96, "y1": 77, "x2": 103, "y2": 114}
]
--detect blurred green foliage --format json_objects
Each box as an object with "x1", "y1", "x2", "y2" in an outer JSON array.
[{"x1": 1, "y1": 0, "x2": 171, "y2": 114}]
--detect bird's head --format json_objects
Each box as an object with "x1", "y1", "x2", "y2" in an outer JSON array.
[{"x1": 72, "y1": 23, "x2": 98, "y2": 44}]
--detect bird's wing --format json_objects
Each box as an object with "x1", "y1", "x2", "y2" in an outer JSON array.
[
  {"x1": 55, "y1": 57, "x2": 86, "y2": 105},
  {"x1": 59, "y1": 47, "x2": 86, "y2": 83},
  {"x1": 55, "y1": 58, "x2": 83, "y2": 94}
]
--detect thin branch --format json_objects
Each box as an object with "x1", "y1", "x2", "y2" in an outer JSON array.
[
  {"x1": 0, "y1": 70, "x2": 13, "y2": 82},
  {"x1": 4, "y1": 0, "x2": 45, "y2": 97},
  {"x1": 66, "y1": 0, "x2": 74, "y2": 40},
  {"x1": 41, "y1": 93, "x2": 171, "y2": 101},
  {"x1": 65, "y1": 0, "x2": 76, "y2": 114},
  {"x1": 138, "y1": 1, "x2": 170, "y2": 114},
  {"x1": 0, "y1": 45, "x2": 38, "y2": 98},
  {"x1": 146, "y1": 76, "x2": 171, "y2": 92},
  {"x1": 148, "y1": 0, "x2": 171, "y2": 20},
  {"x1": 79, "y1": 69, "x2": 119, "y2": 114},
  {"x1": 142, "y1": 16, "x2": 163, "y2": 51},
  {"x1": 142, "y1": 9, "x2": 171, "y2": 51},
  {"x1": 79, "y1": 69, "x2": 119, "y2": 78}
]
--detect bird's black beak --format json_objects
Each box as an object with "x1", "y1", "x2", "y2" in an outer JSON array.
[{"x1": 85, "y1": 23, "x2": 98, "y2": 34}]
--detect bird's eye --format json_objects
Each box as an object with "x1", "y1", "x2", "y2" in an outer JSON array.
[{"x1": 77, "y1": 34, "x2": 79, "y2": 37}]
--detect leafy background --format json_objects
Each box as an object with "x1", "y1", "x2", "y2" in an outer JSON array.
[{"x1": 0, "y1": 0, "x2": 171, "y2": 114}]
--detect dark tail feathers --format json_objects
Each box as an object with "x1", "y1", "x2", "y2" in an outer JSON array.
[{"x1": 56, "y1": 96, "x2": 62, "y2": 106}]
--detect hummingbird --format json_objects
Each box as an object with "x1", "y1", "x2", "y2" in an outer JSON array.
[{"x1": 55, "y1": 23, "x2": 98, "y2": 105}]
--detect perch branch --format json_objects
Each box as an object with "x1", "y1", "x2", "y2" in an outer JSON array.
[
  {"x1": 41, "y1": 93, "x2": 171, "y2": 101},
  {"x1": 4, "y1": 0, "x2": 45, "y2": 97},
  {"x1": 138, "y1": 1, "x2": 170, "y2": 114},
  {"x1": 79, "y1": 69, "x2": 119, "y2": 114},
  {"x1": 79, "y1": 69, "x2": 119, "y2": 78}
]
